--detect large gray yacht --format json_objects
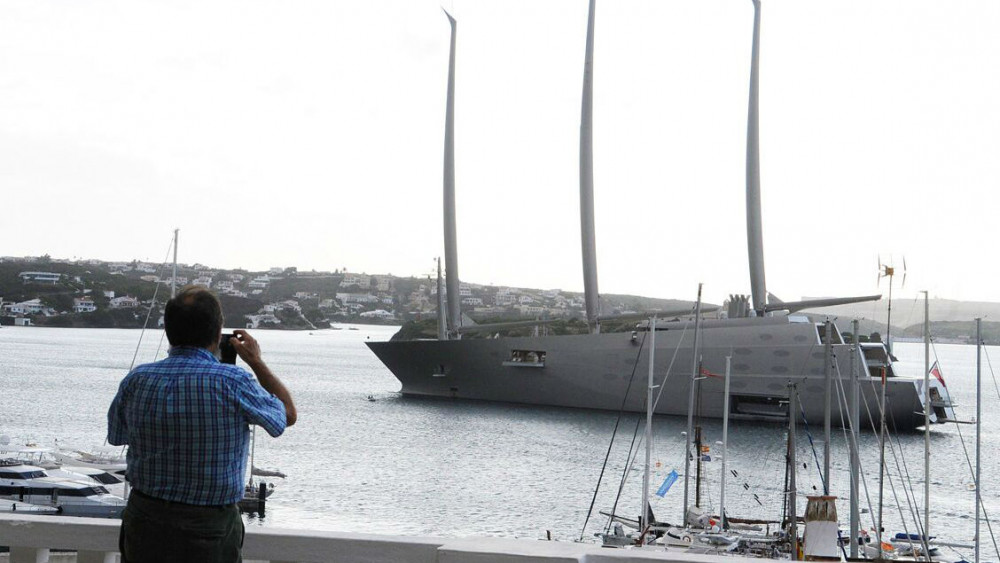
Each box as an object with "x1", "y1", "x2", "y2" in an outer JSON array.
[{"x1": 368, "y1": 1, "x2": 954, "y2": 431}]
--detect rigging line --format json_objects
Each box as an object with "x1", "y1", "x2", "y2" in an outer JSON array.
[
  {"x1": 878, "y1": 377, "x2": 920, "y2": 542},
  {"x1": 847, "y1": 360, "x2": 926, "y2": 556},
  {"x1": 606, "y1": 409, "x2": 645, "y2": 534},
  {"x1": 978, "y1": 340, "x2": 1000, "y2": 560},
  {"x1": 579, "y1": 328, "x2": 648, "y2": 541},
  {"x1": 651, "y1": 320, "x2": 690, "y2": 411},
  {"x1": 900, "y1": 295, "x2": 921, "y2": 336},
  {"x1": 831, "y1": 359, "x2": 888, "y2": 561},
  {"x1": 153, "y1": 329, "x2": 168, "y2": 362},
  {"x1": 859, "y1": 377, "x2": 890, "y2": 533},
  {"x1": 834, "y1": 361, "x2": 882, "y2": 536},
  {"x1": 865, "y1": 360, "x2": 932, "y2": 553},
  {"x1": 880, "y1": 415, "x2": 922, "y2": 552},
  {"x1": 794, "y1": 390, "x2": 826, "y2": 491},
  {"x1": 149, "y1": 247, "x2": 179, "y2": 361},
  {"x1": 608, "y1": 318, "x2": 693, "y2": 532},
  {"x1": 982, "y1": 343, "x2": 1000, "y2": 402},
  {"x1": 885, "y1": 412, "x2": 927, "y2": 553},
  {"x1": 877, "y1": 369, "x2": 929, "y2": 544},
  {"x1": 604, "y1": 312, "x2": 697, "y2": 533},
  {"x1": 952, "y1": 400, "x2": 1000, "y2": 559},
  {"x1": 127, "y1": 236, "x2": 175, "y2": 372}
]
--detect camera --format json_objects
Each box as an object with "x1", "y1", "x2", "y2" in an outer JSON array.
[{"x1": 219, "y1": 333, "x2": 238, "y2": 364}]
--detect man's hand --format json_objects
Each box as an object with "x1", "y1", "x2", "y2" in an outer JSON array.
[
  {"x1": 229, "y1": 329, "x2": 297, "y2": 427},
  {"x1": 230, "y1": 329, "x2": 263, "y2": 366}
]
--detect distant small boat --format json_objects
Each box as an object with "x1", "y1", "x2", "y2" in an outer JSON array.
[
  {"x1": 239, "y1": 481, "x2": 273, "y2": 515},
  {"x1": 251, "y1": 466, "x2": 286, "y2": 479}
]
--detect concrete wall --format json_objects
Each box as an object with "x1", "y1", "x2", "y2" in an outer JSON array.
[{"x1": 0, "y1": 514, "x2": 742, "y2": 563}]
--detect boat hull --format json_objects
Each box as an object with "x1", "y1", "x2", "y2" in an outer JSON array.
[{"x1": 367, "y1": 317, "x2": 937, "y2": 430}]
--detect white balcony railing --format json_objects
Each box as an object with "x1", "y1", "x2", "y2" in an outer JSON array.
[{"x1": 0, "y1": 513, "x2": 731, "y2": 563}]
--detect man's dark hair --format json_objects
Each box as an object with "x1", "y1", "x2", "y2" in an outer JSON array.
[{"x1": 164, "y1": 286, "x2": 225, "y2": 348}]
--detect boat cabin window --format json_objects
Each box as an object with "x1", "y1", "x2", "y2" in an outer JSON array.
[
  {"x1": 89, "y1": 472, "x2": 121, "y2": 485},
  {"x1": 503, "y1": 349, "x2": 546, "y2": 367},
  {"x1": 729, "y1": 395, "x2": 787, "y2": 419},
  {"x1": 0, "y1": 485, "x2": 109, "y2": 497},
  {"x1": 63, "y1": 486, "x2": 109, "y2": 496},
  {"x1": 0, "y1": 469, "x2": 46, "y2": 479},
  {"x1": 816, "y1": 323, "x2": 843, "y2": 345},
  {"x1": 861, "y1": 345, "x2": 894, "y2": 378}
]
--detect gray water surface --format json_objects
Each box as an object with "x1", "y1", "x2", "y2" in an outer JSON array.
[{"x1": 0, "y1": 326, "x2": 996, "y2": 556}]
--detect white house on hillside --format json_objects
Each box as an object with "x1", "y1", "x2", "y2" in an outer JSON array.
[
  {"x1": 4, "y1": 299, "x2": 45, "y2": 315},
  {"x1": 110, "y1": 296, "x2": 140, "y2": 309},
  {"x1": 360, "y1": 309, "x2": 395, "y2": 320},
  {"x1": 73, "y1": 298, "x2": 96, "y2": 313},
  {"x1": 18, "y1": 272, "x2": 60, "y2": 285}
]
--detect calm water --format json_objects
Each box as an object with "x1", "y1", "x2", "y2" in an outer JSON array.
[{"x1": 0, "y1": 326, "x2": 997, "y2": 556}]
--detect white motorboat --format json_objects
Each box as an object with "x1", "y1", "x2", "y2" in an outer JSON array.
[
  {"x1": 50, "y1": 445, "x2": 127, "y2": 471},
  {"x1": 0, "y1": 459, "x2": 125, "y2": 518},
  {"x1": 47, "y1": 465, "x2": 128, "y2": 499}
]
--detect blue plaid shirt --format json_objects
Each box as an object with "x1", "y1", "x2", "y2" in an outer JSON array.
[{"x1": 108, "y1": 346, "x2": 286, "y2": 505}]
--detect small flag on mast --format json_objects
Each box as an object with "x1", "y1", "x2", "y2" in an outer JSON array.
[{"x1": 929, "y1": 361, "x2": 947, "y2": 387}]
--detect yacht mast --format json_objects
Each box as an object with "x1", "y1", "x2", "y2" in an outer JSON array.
[
  {"x1": 579, "y1": 0, "x2": 600, "y2": 331},
  {"x1": 442, "y1": 9, "x2": 461, "y2": 339},
  {"x1": 437, "y1": 258, "x2": 447, "y2": 340},
  {"x1": 745, "y1": 0, "x2": 767, "y2": 315}
]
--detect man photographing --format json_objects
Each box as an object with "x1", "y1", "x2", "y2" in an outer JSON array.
[{"x1": 108, "y1": 286, "x2": 297, "y2": 562}]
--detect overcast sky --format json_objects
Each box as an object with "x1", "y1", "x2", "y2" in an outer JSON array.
[{"x1": 1, "y1": 0, "x2": 997, "y2": 306}]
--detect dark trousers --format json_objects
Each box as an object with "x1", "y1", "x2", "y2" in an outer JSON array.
[{"x1": 119, "y1": 490, "x2": 244, "y2": 563}]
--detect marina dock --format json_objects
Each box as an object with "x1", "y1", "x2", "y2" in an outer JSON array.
[{"x1": 3, "y1": 512, "x2": 738, "y2": 562}]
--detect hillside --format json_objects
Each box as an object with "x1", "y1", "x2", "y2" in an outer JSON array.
[
  {"x1": 5, "y1": 255, "x2": 997, "y2": 343},
  {"x1": 804, "y1": 297, "x2": 1000, "y2": 345},
  {"x1": 0, "y1": 255, "x2": 703, "y2": 331}
]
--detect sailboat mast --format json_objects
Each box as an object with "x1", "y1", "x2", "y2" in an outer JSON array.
[
  {"x1": 442, "y1": 9, "x2": 461, "y2": 339},
  {"x1": 171, "y1": 228, "x2": 178, "y2": 299},
  {"x1": 683, "y1": 283, "x2": 703, "y2": 521},
  {"x1": 923, "y1": 290, "x2": 930, "y2": 545},
  {"x1": 823, "y1": 319, "x2": 832, "y2": 495},
  {"x1": 579, "y1": 0, "x2": 600, "y2": 332},
  {"x1": 745, "y1": 0, "x2": 767, "y2": 315},
  {"x1": 975, "y1": 318, "x2": 982, "y2": 563},
  {"x1": 720, "y1": 356, "x2": 732, "y2": 529},
  {"x1": 878, "y1": 365, "x2": 887, "y2": 557},
  {"x1": 849, "y1": 319, "x2": 861, "y2": 558},
  {"x1": 642, "y1": 315, "x2": 656, "y2": 544},
  {"x1": 788, "y1": 383, "x2": 799, "y2": 557}
]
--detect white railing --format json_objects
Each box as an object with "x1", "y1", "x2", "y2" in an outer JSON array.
[{"x1": 0, "y1": 513, "x2": 735, "y2": 563}]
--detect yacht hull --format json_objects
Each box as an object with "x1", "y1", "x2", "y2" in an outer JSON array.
[{"x1": 368, "y1": 317, "x2": 940, "y2": 430}]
